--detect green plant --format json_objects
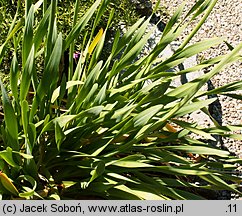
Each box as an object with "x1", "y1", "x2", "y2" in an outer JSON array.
[
  {"x1": 0, "y1": 0, "x2": 242, "y2": 200},
  {"x1": 0, "y1": 0, "x2": 139, "y2": 89}
]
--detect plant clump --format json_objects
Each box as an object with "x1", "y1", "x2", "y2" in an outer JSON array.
[{"x1": 0, "y1": 0, "x2": 241, "y2": 200}]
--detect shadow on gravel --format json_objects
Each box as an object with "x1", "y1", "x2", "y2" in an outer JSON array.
[{"x1": 206, "y1": 79, "x2": 225, "y2": 149}]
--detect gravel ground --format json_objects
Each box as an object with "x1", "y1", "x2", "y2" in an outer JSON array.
[{"x1": 152, "y1": 0, "x2": 242, "y2": 199}]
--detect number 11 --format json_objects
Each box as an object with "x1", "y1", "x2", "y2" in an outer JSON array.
[{"x1": 228, "y1": 204, "x2": 237, "y2": 213}]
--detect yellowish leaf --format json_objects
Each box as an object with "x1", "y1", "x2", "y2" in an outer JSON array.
[
  {"x1": 165, "y1": 123, "x2": 177, "y2": 132},
  {"x1": 88, "y1": 28, "x2": 103, "y2": 55},
  {"x1": 0, "y1": 171, "x2": 19, "y2": 196}
]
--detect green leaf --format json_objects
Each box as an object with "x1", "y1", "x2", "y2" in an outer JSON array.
[
  {"x1": 107, "y1": 155, "x2": 153, "y2": 168},
  {"x1": 89, "y1": 161, "x2": 105, "y2": 184},
  {"x1": 51, "y1": 81, "x2": 83, "y2": 103},
  {"x1": 38, "y1": 33, "x2": 63, "y2": 98},
  {"x1": 125, "y1": 189, "x2": 165, "y2": 200},
  {"x1": 172, "y1": 119, "x2": 216, "y2": 141},
  {"x1": 20, "y1": 45, "x2": 35, "y2": 102},
  {"x1": 10, "y1": 53, "x2": 19, "y2": 100},
  {"x1": 221, "y1": 93, "x2": 242, "y2": 100},
  {"x1": 28, "y1": 123, "x2": 36, "y2": 149},
  {"x1": 146, "y1": 149, "x2": 190, "y2": 165},
  {"x1": 12, "y1": 151, "x2": 33, "y2": 160},
  {"x1": 111, "y1": 104, "x2": 136, "y2": 123},
  {"x1": 169, "y1": 38, "x2": 223, "y2": 66},
  {"x1": 0, "y1": 80, "x2": 19, "y2": 150},
  {"x1": 109, "y1": 183, "x2": 166, "y2": 200},
  {"x1": 162, "y1": 1, "x2": 185, "y2": 36},
  {"x1": 111, "y1": 29, "x2": 120, "y2": 54},
  {"x1": 122, "y1": 17, "x2": 151, "y2": 58},
  {"x1": 149, "y1": 166, "x2": 212, "y2": 176},
  {"x1": 93, "y1": 82, "x2": 107, "y2": 105},
  {"x1": 190, "y1": 0, "x2": 211, "y2": 20},
  {"x1": 34, "y1": 5, "x2": 51, "y2": 51},
  {"x1": 22, "y1": 5, "x2": 34, "y2": 66},
  {"x1": 174, "y1": 98, "x2": 217, "y2": 117},
  {"x1": 205, "y1": 125, "x2": 242, "y2": 134},
  {"x1": 117, "y1": 24, "x2": 154, "y2": 70},
  {"x1": 133, "y1": 105, "x2": 163, "y2": 128},
  {"x1": 107, "y1": 173, "x2": 138, "y2": 184},
  {"x1": 64, "y1": 0, "x2": 102, "y2": 50},
  {"x1": 200, "y1": 174, "x2": 241, "y2": 194},
  {"x1": 21, "y1": 100, "x2": 30, "y2": 145},
  {"x1": 41, "y1": 115, "x2": 76, "y2": 134},
  {"x1": 30, "y1": 33, "x2": 63, "y2": 121},
  {"x1": 45, "y1": 0, "x2": 57, "y2": 59},
  {"x1": 205, "y1": 80, "x2": 242, "y2": 95},
  {"x1": 18, "y1": 175, "x2": 37, "y2": 198},
  {"x1": 113, "y1": 17, "x2": 145, "y2": 57},
  {"x1": 184, "y1": 0, "x2": 206, "y2": 19},
  {"x1": 74, "y1": 61, "x2": 103, "y2": 111},
  {"x1": 0, "y1": 147, "x2": 19, "y2": 168},
  {"x1": 55, "y1": 121, "x2": 66, "y2": 151},
  {"x1": 161, "y1": 145, "x2": 230, "y2": 157},
  {"x1": 75, "y1": 106, "x2": 104, "y2": 121},
  {"x1": 134, "y1": 172, "x2": 205, "y2": 200},
  {"x1": 82, "y1": 83, "x2": 99, "y2": 109}
]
